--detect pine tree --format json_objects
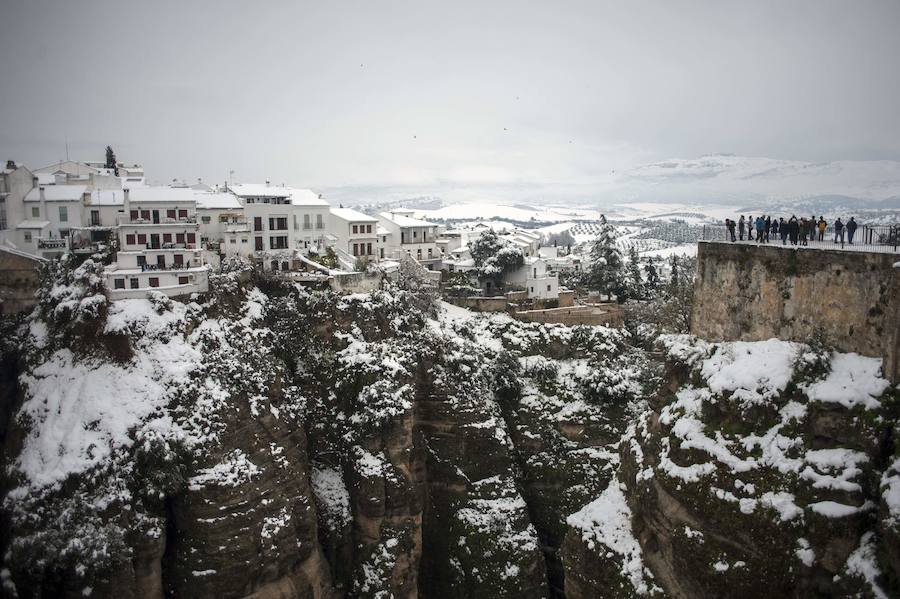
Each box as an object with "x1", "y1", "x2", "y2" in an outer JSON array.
[
  {"x1": 643, "y1": 258, "x2": 660, "y2": 298},
  {"x1": 625, "y1": 244, "x2": 643, "y2": 300},
  {"x1": 587, "y1": 215, "x2": 625, "y2": 301},
  {"x1": 104, "y1": 146, "x2": 119, "y2": 176}
]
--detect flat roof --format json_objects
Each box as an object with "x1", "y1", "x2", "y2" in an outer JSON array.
[
  {"x1": 194, "y1": 192, "x2": 242, "y2": 210},
  {"x1": 24, "y1": 185, "x2": 88, "y2": 202},
  {"x1": 230, "y1": 183, "x2": 291, "y2": 198},
  {"x1": 379, "y1": 211, "x2": 436, "y2": 228},
  {"x1": 331, "y1": 207, "x2": 377, "y2": 222}
]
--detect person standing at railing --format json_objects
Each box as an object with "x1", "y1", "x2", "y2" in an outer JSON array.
[
  {"x1": 799, "y1": 218, "x2": 809, "y2": 246},
  {"x1": 817, "y1": 217, "x2": 827, "y2": 241},
  {"x1": 726, "y1": 218, "x2": 736, "y2": 241},
  {"x1": 780, "y1": 217, "x2": 788, "y2": 244},
  {"x1": 788, "y1": 216, "x2": 800, "y2": 245},
  {"x1": 846, "y1": 217, "x2": 857, "y2": 245},
  {"x1": 738, "y1": 215, "x2": 746, "y2": 241},
  {"x1": 771, "y1": 217, "x2": 779, "y2": 241},
  {"x1": 834, "y1": 218, "x2": 845, "y2": 246},
  {"x1": 748, "y1": 215, "x2": 754, "y2": 241},
  {"x1": 755, "y1": 215, "x2": 766, "y2": 243},
  {"x1": 764, "y1": 215, "x2": 771, "y2": 242}
]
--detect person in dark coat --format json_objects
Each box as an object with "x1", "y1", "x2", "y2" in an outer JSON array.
[
  {"x1": 747, "y1": 215, "x2": 754, "y2": 240},
  {"x1": 764, "y1": 215, "x2": 771, "y2": 242},
  {"x1": 788, "y1": 216, "x2": 799, "y2": 245},
  {"x1": 847, "y1": 217, "x2": 858, "y2": 244},
  {"x1": 726, "y1": 218, "x2": 736, "y2": 241},
  {"x1": 780, "y1": 217, "x2": 788, "y2": 244},
  {"x1": 799, "y1": 218, "x2": 809, "y2": 246},
  {"x1": 834, "y1": 218, "x2": 845, "y2": 245},
  {"x1": 738, "y1": 215, "x2": 746, "y2": 241}
]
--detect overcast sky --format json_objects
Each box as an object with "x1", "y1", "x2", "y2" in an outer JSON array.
[{"x1": 1, "y1": 0, "x2": 899, "y2": 199}]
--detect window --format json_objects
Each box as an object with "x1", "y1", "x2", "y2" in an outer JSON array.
[
  {"x1": 201, "y1": 216, "x2": 211, "y2": 224},
  {"x1": 163, "y1": 233, "x2": 172, "y2": 243},
  {"x1": 242, "y1": 238, "x2": 248, "y2": 243},
  {"x1": 316, "y1": 214, "x2": 324, "y2": 229},
  {"x1": 141, "y1": 210, "x2": 151, "y2": 221},
  {"x1": 366, "y1": 224, "x2": 372, "y2": 234},
  {"x1": 367, "y1": 242, "x2": 372, "y2": 255},
  {"x1": 281, "y1": 261, "x2": 289, "y2": 271},
  {"x1": 269, "y1": 236, "x2": 288, "y2": 250},
  {"x1": 137, "y1": 255, "x2": 146, "y2": 267},
  {"x1": 90, "y1": 210, "x2": 100, "y2": 226},
  {"x1": 530, "y1": 287, "x2": 534, "y2": 293},
  {"x1": 114, "y1": 279, "x2": 125, "y2": 289},
  {"x1": 352, "y1": 243, "x2": 358, "y2": 256},
  {"x1": 130, "y1": 278, "x2": 139, "y2": 289},
  {"x1": 174, "y1": 254, "x2": 183, "y2": 266},
  {"x1": 255, "y1": 237, "x2": 263, "y2": 250},
  {"x1": 156, "y1": 255, "x2": 165, "y2": 268},
  {"x1": 130, "y1": 210, "x2": 139, "y2": 221},
  {"x1": 178, "y1": 209, "x2": 188, "y2": 219},
  {"x1": 428, "y1": 248, "x2": 433, "y2": 258},
  {"x1": 59, "y1": 206, "x2": 68, "y2": 222},
  {"x1": 167, "y1": 209, "x2": 176, "y2": 219},
  {"x1": 303, "y1": 214, "x2": 312, "y2": 230},
  {"x1": 126, "y1": 234, "x2": 136, "y2": 245},
  {"x1": 413, "y1": 230, "x2": 418, "y2": 239},
  {"x1": 0, "y1": 200, "x2": 6, "y2": 230},
  {"x1": 269, "y1": 217, "x2": 287, "y2": 231},
  {"x1": 178, "y1": 276, "x2": 189, "y2": 285},
  {"x1": 253, "y1": 217, "x2": 262, "y2": 231},
  {"x1": 352, "y1": 225, "x2": 358, "y2": 234},
  {"x1": 137, "y1": 233, "x2": 147, "y2": 244},
  {"x1": 176, "y1": 233, "x2": 185, "y2": 244},
  {"x1": 24, "y1": 231, "x2": 32, "y2": 242},
  {"x1": 149, "y1": 277, "x2": 159, "y2": 288},
  {"x1": 187, "y1": 233, "x2": 196, "y2": 244},
  {"x1": 547, "y1": 285, "x2": 551, "y2": 292},
  {"x1": 230, "y1": 238, "x2": 236, "y2": 244},
  {"x1": 31, "y1": 206, "x2": 39, "y2": 218}
]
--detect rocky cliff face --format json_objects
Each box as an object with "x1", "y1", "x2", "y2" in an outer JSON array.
[{"x1": 1, "y1": 260, "x2": 897, "y2": 598}]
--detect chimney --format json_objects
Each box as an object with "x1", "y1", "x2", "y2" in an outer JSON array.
[
  {"x1": 265, "y1": 178, "x2": 270, "y2": 185},
  {"x1": 39, "y1": 186, "x2": 46, "y2": 202},
  {"x1": 5, "y1": 160, "x2": 15, "y2": 170}
]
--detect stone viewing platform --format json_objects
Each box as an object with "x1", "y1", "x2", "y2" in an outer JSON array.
[{"x1": 691, "y1": 241, "x2": 900, "y2": 382}]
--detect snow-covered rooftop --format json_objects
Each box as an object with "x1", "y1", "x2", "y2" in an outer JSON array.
[
  {"x1": 16, "y1": 219, "x2": 50, "y2": 229},
  {"x1": 230, "y1": 183, "x2": 292, "y2": 198},
  {"x1": 194, "y1": 192, "x2": 242, "y2": 210},
  {"x1": 86, "y1": 190, "x2": 126, "y2": 206},
  {"x1": 126, "y1": 187, "x2": 197, "y2": 204},
  {"x1": 331, "y1": 207, "x2": 376, "y2": 222},
  {"x1": 288, "y1": 188, "x2": 328, "y2": 206},
  {"x1": 379, "y1": 211, "x2": 436, "y2": 228},
  {"x1": 24, "y1": 185, "x2": 88, "y2": 202}
]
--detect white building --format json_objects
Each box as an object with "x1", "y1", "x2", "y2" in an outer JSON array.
[
  {"x1": 19, "y1": 184, "x2": 89, "y2": 258},
  {"x1": 377, "y1": 210, "x2": 441, "y2": 267},
  {"x1": 329, "y1": 207, "x2": 378, "y2": 266},
  {"x1": 504, "y1": 257, "x2": 559, "y2": 300},
  {"x1": 107, "y1": 187, "x2": 209, "y2": 297},
  {"x1": 229, "y1": 184, "x2": 330, "y2": 270},
  {"x1": 195, "y1": 192, "x2": 251, "y2": 257}
]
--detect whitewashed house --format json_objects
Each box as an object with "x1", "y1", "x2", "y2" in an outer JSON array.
[
  {"x1": 20, "y1": 184, "x2": 89, "y2": 258},
  {"x1": 107, "y1": 187, "x2": 209, "y2": 297},
  {"x1": 329, "y1": 208, "x2": 378, "y2": 266},
  {"x1": 377, "y1": 210, "x2": 441, "y2": 267},
  {"x1": 229, "y1": 183, "x2": 330, "y2": 270},
  {"x1": 504, "y1": 257, "x2": 559, "y2": 300}
]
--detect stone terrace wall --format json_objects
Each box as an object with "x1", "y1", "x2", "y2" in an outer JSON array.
[{"x1": 691, "y1": 241, "x2": 900, "y2": 382}]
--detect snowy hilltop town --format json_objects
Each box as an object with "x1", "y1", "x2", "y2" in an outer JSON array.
[{"x1": 0, "y1": 150, "x2": 899, "y2": 599}]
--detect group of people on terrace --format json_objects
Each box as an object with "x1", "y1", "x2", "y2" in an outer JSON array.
[{"x1": 723, "y1": 215, "x2": 858, "y2": 246}]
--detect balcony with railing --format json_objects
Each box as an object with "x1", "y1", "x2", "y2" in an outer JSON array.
[{"x1": 37, "y1": 237, "x2": 68, "y2": 250}]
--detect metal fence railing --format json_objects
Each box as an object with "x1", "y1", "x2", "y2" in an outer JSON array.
[{"x1": 701, "y1": 223, "x2": 900, "y2": 253}]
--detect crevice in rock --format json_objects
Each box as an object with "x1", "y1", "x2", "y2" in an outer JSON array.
[{"x1": 161, "y1": 495, "x2": 179, "y2": 597}]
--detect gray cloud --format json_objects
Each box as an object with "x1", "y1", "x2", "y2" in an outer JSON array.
[{"x1": 1, "y1": 0, "x2": 898, "y2": 199}]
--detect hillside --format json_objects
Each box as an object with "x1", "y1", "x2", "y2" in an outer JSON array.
[{"x1": 0, "y1": 261, "x2": 897, "y2": 598}]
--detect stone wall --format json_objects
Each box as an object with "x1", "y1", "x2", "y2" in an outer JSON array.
[
  {"x1": 446, "y1": 296, "x2": 509, "y2": 312},
  {"x1": 691, "y1": 241, "x2": 900, "y2": 382},
  {"x1": 0, "y1": 248, "x2": 43, "y2": 316},
  {"x1": 515, "y1": 304, "x2": 623, "y2": 327}
]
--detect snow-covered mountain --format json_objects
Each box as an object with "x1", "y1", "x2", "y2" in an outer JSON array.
[{"x1": 616, "y1": 154, "x2": 900, "y2": 205}]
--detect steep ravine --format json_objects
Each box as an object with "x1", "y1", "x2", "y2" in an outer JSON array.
[{"x1": 2, "y1": 264, "x2": 898, "y2": 598}]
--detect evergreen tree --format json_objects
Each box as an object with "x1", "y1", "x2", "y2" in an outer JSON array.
[
  {"x1": 104, "y1": 146, "x2": 119, "y2": 176},
  {"x1": 643, "y1": 258, "x2": 660, "y2": 298},
  {"x1": 625, "y1": 245, "x2": 643, "y2": 300},
  {"x1": 587, "y1": 215, "x2": 625, "y2": 301},
  {"x1": 469, "y1": 229, "x2": 524, "y2": 286}
]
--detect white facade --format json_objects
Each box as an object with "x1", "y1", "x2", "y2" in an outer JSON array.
[
  {"x1": 108, "y1": 187, "x2": 209, "y2": 298},
  {"x1": 329, "y1": 207, "x2": 378, "y2": 263},
  {"x1": 377, "y1": 211, "x2": 441, "y2": 266},
  {"x1": 505, "y1": 257, "x2": 559, "y2": 300},
  {"x1": 229, "y1": 184, "x2": 330, "y2": 270}
]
